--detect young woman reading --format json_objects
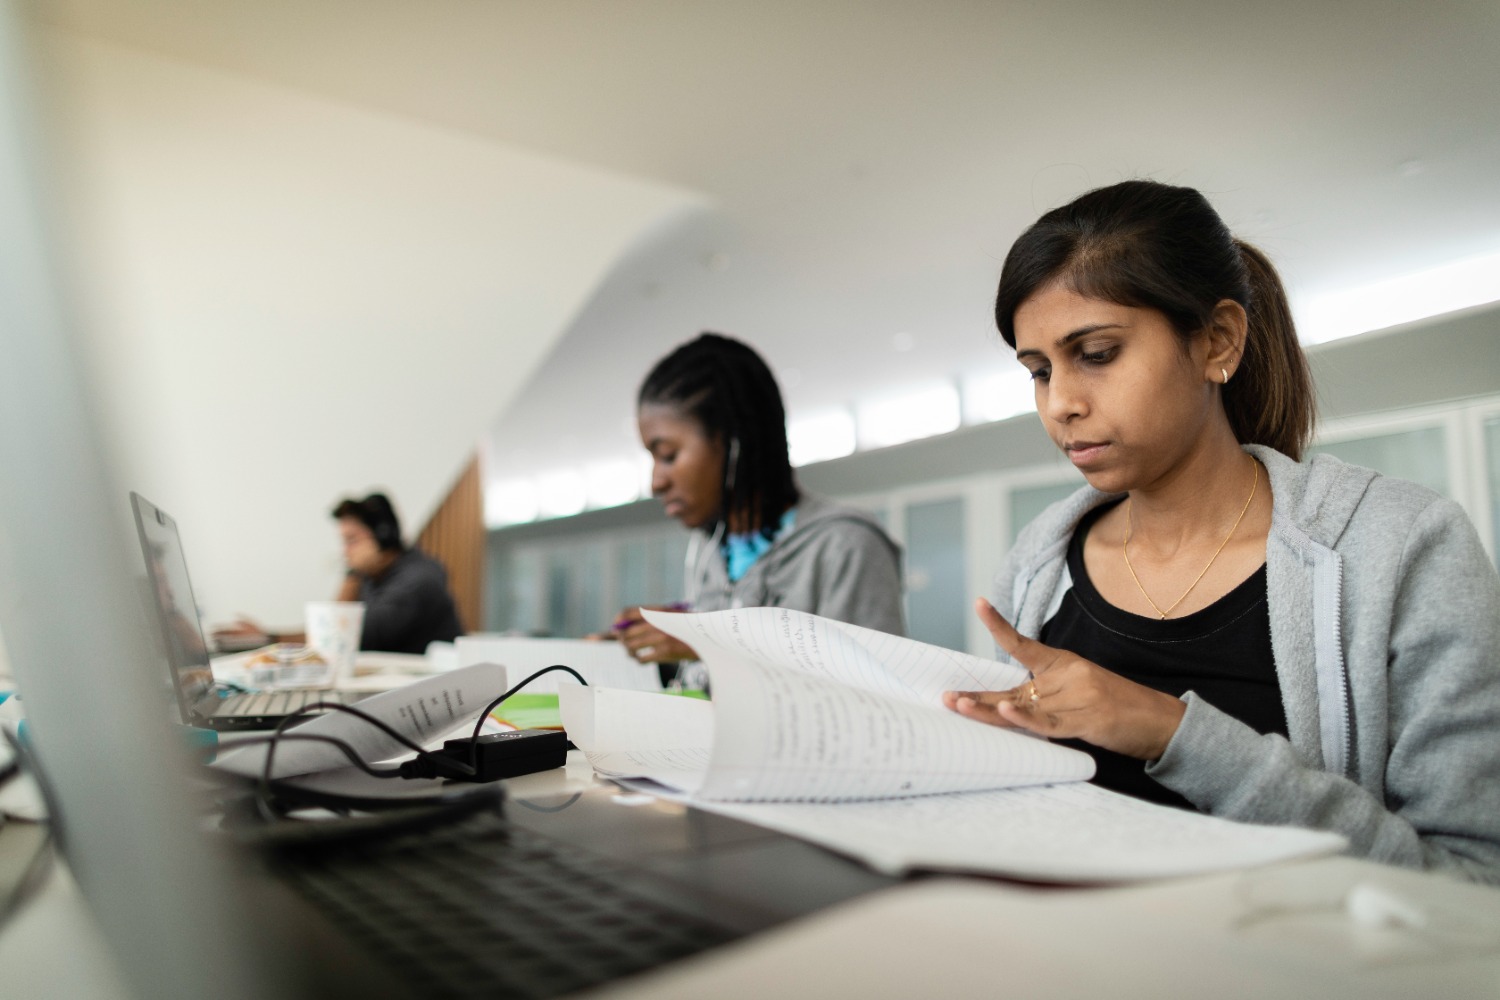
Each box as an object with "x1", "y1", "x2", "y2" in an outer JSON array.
[
  {"x1": 945, "y1": 180, "x2": 1500, "y2": 883},
  {"x1": 614, "y1": 333, "x2": 905, "y2": 677}
]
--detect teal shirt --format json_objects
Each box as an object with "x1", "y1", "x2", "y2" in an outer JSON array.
[{"x1": 723, "y1": 509, "x2": 796, "y2": 583}]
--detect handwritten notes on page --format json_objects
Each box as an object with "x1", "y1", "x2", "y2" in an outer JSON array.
[
  {"x1": 700, "y1": 653, "x2": 1091, "y2": 800},
  {"x1": 632, "y1": 607, "x2": 1093, "y2": 801},
  {"x1": 692, "y1": 782, "x2": 1348, "y2": 882},
  {"x1": 651, "y1": 605, "x2": 1027, "y2": 701},
  {"x1": 213, "y1": 661, "x2": 509, "y2": 779},
  {"x1": 571, "y1": 608, "x2": 1348, "y2": 881}
]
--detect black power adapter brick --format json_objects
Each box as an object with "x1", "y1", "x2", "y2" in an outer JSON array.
[{"x1": 398, "y1": 728, "x2": 569, "y2": 782}]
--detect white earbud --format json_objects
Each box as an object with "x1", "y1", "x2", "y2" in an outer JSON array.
[{"x1": 1344, "y1": 883, "x2": 1427, "y2": 930}]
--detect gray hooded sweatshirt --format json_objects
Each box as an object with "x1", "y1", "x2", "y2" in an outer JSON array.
[
  {"x1": 998, "y1": 445, "x2": 1500, "y2": 883},
  {"x1": 686, "y1": 493, "x2": 906, "y2": 637}
]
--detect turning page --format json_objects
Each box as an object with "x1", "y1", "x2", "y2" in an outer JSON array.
[
  {"x1": 577, "y1": 608, "x2": 1346, "y2": 881},
  {"x1": 639, "y1": 607, "x2": 1093, "y2": 801},
  {"x1": 650, "y1": 606, "x2": 1027, "y2": 701}
]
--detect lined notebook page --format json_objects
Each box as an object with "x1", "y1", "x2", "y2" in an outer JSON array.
[
  {"x1": 648, "y1": 607, "x2": 1028, "y2": 703},
  {"x1": 584, "y1": 748, "x2": 711, "y2": 792},
  {"x1": 641, "y1": 607, "x2": 1089, "y2": 802},
  {"x1": 698, "y1": 654, "x2": 1092, "y2": 801},
  {"x1": 696, "y1": 782, "x2": 1347, "y2": 882}
]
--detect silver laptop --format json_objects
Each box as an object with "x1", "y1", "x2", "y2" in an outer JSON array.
[
  {"x1": 130, "y1": 491, "x2": 361, "y2": 730},
  {"x1": 0, "y1": 15, "x2": 889, "y2": 997},
  {"x1": 0, "y1": 9, "x2": 278, "y2": 993}
]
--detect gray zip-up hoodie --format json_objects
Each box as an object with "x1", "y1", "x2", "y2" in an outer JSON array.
[
  {"x1": 686, "y1": 493, "x2": 906, "y2": 637},
  {"x1": 998, "y1": 445, "x2": 1500, "y2": 883}
]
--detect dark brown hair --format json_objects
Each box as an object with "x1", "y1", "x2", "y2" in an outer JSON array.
[{"x1": 994, "y1": 180, "x2": 1315, "y2": 460}]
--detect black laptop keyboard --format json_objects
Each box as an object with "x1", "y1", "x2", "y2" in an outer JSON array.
[{"x1": 272, "y1": 810, "x2": 742, "y2": 999}]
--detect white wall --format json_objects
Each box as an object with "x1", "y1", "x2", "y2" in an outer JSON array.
[{"x1": 34, "y1": 31, "x2": 699, "y2": 624}]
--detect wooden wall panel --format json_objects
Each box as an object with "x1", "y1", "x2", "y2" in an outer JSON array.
[{"x1": 415, "y1": 455, "x2": 484, "y2": 633}]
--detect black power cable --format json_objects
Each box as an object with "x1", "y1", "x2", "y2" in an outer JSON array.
[
  {"x1": 460, "y1": 665, "x2": 586, "y2": 771},
  {"x1": 253, "y1": 664, "x2": 588, "y2": 822}
]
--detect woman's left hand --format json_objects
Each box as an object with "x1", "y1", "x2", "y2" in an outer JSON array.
[
  {"x1": 615, "y1": 607, "x2": 699, "y2": 664},
  {"x1": 942, "y1": 598, "x2": 1187, "y2": 761}
]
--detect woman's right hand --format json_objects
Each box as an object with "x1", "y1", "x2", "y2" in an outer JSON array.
[
  {"x1": 943, "y1": 598, "x2": 1186, "y2": 761},
  {"x1": 614, "y1": 605, "x2": 699, "y2": 663}
]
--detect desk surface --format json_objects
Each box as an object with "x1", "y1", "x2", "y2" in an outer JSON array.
[
  {"x1": 590, "y1": 857, "x2": 1500, "y2": 999},
  {"x1": 7, "y1": 710, "x2": 1500, "y2": 999}
]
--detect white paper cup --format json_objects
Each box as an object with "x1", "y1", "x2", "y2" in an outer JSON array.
[{"x1": 303, "y1": 601, "x2": 365, "y2": 687}]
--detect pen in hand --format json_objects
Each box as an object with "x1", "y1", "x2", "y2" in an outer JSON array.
[{"x1": 612, "y1": 601, "x2": 692, "y2": 632}]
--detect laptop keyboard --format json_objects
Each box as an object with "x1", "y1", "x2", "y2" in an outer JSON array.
[
  {"x1": 215, "y1": 688, "x2": 360, "y2": 718},
  {"x1": 272, "y1": 810, "x2": 742, "y2": 999}
]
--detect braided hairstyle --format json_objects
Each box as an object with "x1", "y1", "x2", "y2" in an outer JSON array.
[{"x1": 638, "y1": 332, "x2": 800, "y2": 537}]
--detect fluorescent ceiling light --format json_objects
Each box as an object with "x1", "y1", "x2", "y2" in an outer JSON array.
[
  {"x1": 788, "y1": 409, "x2": 857, "y2": 466},
  {"x1": 1297, "y1": 249, "x2": 1500, "y2": 346},
  {"x1": 485, "y1": 478, "x2": 538, "y2": 527},
  {"x1": 856, "y1": 385, "x2": 961, "y2": 450},
  {"x1": 536, "y1": 469, "x2": 587, "y2": 519},
  {"x1": 585, "y1": 458, "x2": 643, "y2": 510},
  {"x1": 962, "y1": 368, "x2": 1035, "y2": 424}
]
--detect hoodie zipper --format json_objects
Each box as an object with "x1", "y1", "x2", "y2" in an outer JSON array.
[{"x1": 1312, "y1": 549, "x2": 1353, "y2": 778}]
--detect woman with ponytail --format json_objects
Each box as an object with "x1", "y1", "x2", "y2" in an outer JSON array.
[
  {"x1": 613, "y1": 333, "x2": 905, "y2": 673},
  {"x1": 946, "y1": 180, "x2": 1500, "y2": 882}
]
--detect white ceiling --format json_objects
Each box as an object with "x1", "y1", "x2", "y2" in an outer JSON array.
[{"x1": 37, "y1": 0, "x2": 1500, "y2": 493}]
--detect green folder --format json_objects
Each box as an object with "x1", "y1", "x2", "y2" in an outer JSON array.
[{"x1": 488, "y1": 689, "x2": 708, "y2": 731}]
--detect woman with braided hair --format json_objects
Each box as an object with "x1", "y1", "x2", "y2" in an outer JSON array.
[{"x1": 613, "y1": 333, "x2": 905, "y2": 672}]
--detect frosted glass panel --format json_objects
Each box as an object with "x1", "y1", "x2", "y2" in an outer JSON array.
[
  {"x1": 545, "y1": 551, "x2": 572, "y2": 638},
  {"x1": 574, "y1": 545, "x2": 604, "y2": 638},
  {"x1": 1487, "y1": 416, "x2": 1500, "y2": 569},
  {"x1": 905, "y1": 497, "x2": 967, "y2": 652},
  {"x1": 1310, "y1": 427, "x2": 1449, "y2": 497},
  {"x1": 616, "y1": 539, "x2": 650, "y2": 608},
  {"x1": 614, "y1": 531, "x2": 691, "y2": 612},
  {"x1": 1010, "y1": 480, "x2": 1083, "y2": 543},
  {"x1": 487, "y1": 546, "x2": 543, "y2": 633}
]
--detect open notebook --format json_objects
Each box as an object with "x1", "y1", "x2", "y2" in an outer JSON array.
[{"x1": 561, "y1": 607, "x2": 1348, "y2": 882}]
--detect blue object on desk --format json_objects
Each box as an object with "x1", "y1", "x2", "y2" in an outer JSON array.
[{"x1": 178, "y1": 725, "x2": 219, "y2": 762}]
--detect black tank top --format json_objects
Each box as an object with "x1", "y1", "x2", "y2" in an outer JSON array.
[{"x1": 1039, "y1": 500, "x2": 1286, "y2": 809}]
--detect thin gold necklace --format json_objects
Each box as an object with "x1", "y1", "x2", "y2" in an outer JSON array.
[{"x1": 1122, "y1": 458, "x2": 1258, "y2": 620}]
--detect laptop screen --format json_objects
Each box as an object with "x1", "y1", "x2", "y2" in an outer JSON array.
[{"x1": 131, "y1": 491, "x2": 215, "y2": 723}]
